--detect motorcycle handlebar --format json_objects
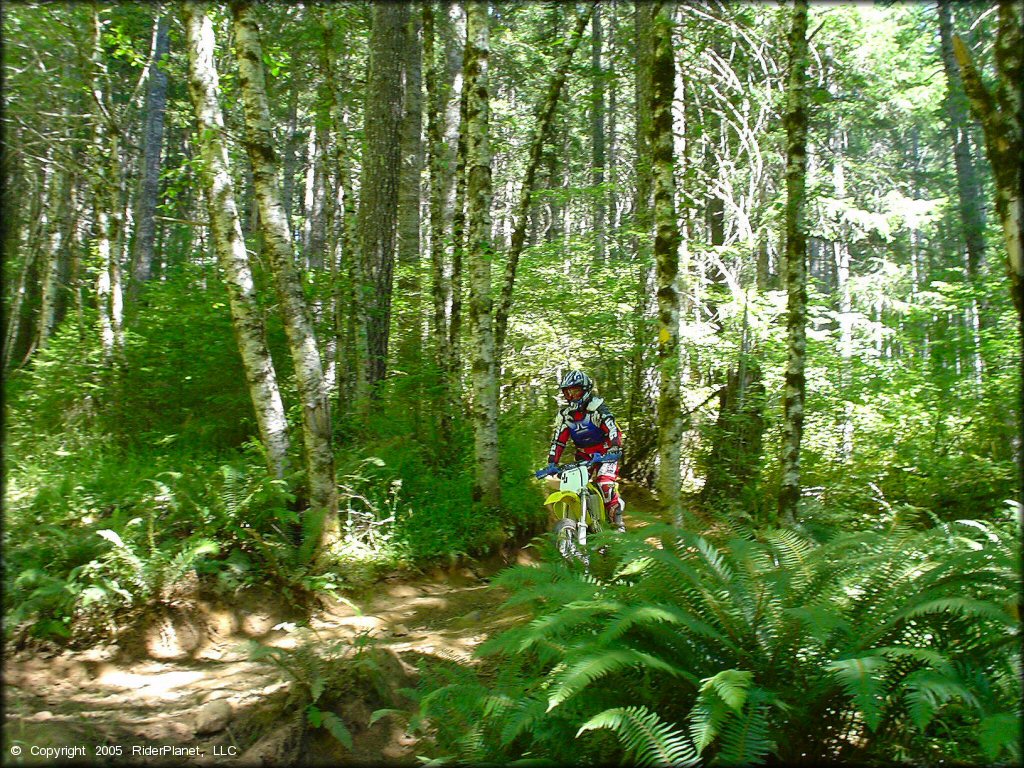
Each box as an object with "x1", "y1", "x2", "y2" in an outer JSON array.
[{"x1": 534, "y1": 451, "x2": 622, "y2": 478}]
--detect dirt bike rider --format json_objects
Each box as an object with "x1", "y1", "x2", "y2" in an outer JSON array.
[{"x1": 539, "y1": 370, "x2": 626, "y2": 532}]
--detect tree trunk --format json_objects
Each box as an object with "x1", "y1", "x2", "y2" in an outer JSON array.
[
  {"x1": 356, "y1": 1, "x2": 410, "y2": 394},
  {"x1": 130, "y1": 13, "x2": 170, "y2": 301},
  {"x1": 315, "y1": 9, "x2": 359, "y2": 415},
  {"x1": 425, "y1": 1, "x2": 464, "y2": 445},
  {"x1": 464, "y1": 0, "x2": 500, "y2": 508},
  {"x1": 952, "y1": 0, "x2": 1023, "y2": 511},
  {"x1": 281, "y1": 79, "x2": 300, "y2": 237},
  {"x1": 493, "y1": 6, "x2": 593, "y2": 363},
  {"x1": 591, "y1": 3, "x2": 607, "y2": 268},
  {"x1": 777, "y1": 0, "x2": 810, "y2": 527},
  {"x1": 398, "y1": 6, "x2": 424, "y2": 290},
  {"x1": 37, "y1": 157, "x2": 70, "y2": 352},
  {"x1": 182, "y1": 1, "x2": 290, "y2": 481},
  {"x1": 699, "y1": 363, "x2": 765, "y2": 509},
  {"x1": 938, "y1": 0, "x2": 987, "y2": 281},
  {"x1": 647, "y1": 2, "x2": 684, "y2": 525},
  {"x1": 90, "y1": 6, "x2": 125, "y2": 363},
  {"x1": 449, "y1": 60, "x2": 469, "y2": 389},
  {"x1": 231, "y1": 0, "x2": 339, "y2": 554},
  {"x1": 623, "y1": 0, "x2": 656, "y2": 485}
]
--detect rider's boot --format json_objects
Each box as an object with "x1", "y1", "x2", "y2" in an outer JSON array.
[{"x1": 613, "y1": 499, "x2": 625, "y2": 533}]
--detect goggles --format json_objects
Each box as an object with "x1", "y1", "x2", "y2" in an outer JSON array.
[{"x1": 561, "y1": 385, "x2": 585, "y2": 401}]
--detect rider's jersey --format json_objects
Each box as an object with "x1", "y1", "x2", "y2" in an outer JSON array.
[{"x1": 547, "y1": 395, "x2": 622, "y2": 464}]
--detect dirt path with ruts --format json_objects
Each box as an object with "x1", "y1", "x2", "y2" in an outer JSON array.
[{"x1": 3, "y1": 547, "x2": 539, "y2": 766}]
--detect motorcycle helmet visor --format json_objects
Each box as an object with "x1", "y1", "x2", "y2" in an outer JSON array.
[{"x1": 561, "y1": 385, "x2": 585, "y2": 403}]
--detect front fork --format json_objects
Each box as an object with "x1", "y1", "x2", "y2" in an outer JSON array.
[{"x1": 578, "y1": 496, "x2": 588, "y2": 547}]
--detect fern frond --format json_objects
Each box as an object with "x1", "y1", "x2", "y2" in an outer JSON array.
[
  {"x1": 828, "y1": 654, "x2": 888, "y2": 731},
  {"x1": 688, "y1": 688, "x2": 731, "y2": 753},
  {"x1": 687, "y1": 669, "x2": 754, "y2": 753},
  {"x1": 715, "y1": 687, "x2": 775, "y2": 765},
  {"x1": 498, "y1": 696, "x2": 547, "y2": 747},
  {"x1": 519, "y1": 600, "x2": 624, "y2": 651},
  {"x1": 896, "y1": 596, "x2": 1016, "y2": 627},
  {"x1": 874, "y1": 645, "x2": 953, "y2": 674},
  {"x1": 978, "y1": 712, "x2": 1022, "y2": 763},
  {"x1": 783, "y1": 604, "x2": 851, "y2": 644},
  {"x1": 701, "y1": 669, "x2": 754, "y2": 712},
  {"x1": 902, "y1": 668, "x2": 976, "y2": 730},
  {"x1": 165, "y1": 538, "x2": 219, "y2": 586},
  {"x1": 547, "y1": 649, "x2": 699, "y2": 711},
  {"x1": 578, "y1": 705, "x2": 698, "y2": 767},
  {"x1": 594, "y1": 603, "x2": 689, "y2": 645}
]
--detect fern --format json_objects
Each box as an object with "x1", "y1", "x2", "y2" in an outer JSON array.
[
  {"x1": 715, "y1": 687, "x2": 775, "y2": 765},
  {"x1": 977, "y1": 712, "x2": 1022, "y2": 762},
  {"x1": 578, "y1": 705, "x2": 698, "y2": 766},
  {"x1": 901, "y1": 668, "x2": 976, "y2": 730},
  {"x1": 828, "y1": 654, "x2": 888, "y2": 731},
  {"x1": 547, "y1": 649, "x2": 699, "y2": 711},
  {"x1": 701, "y1": 669, "x2": 753, "y2": 712},
  {"x1": 896, "y1": 596, "x2": 1016, "y2": 626},
  {"x1": 416, "y1": 514, "x2": 1019, "y2": 766},
  {"x1": 498, "y1": 696, "x2": 547, "y2": 748},
  {"x1": 687, "y1": 670, "x2": 754, "y2": 753}
]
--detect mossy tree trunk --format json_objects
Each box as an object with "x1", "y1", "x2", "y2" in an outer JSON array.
[
  {"x1": 356, "y1": 1, "x2": 410, "y2": 396},
  {"x1": 952, "y1": 0, "x2": 1023, "y2": 511},
  {"x1": 778, "y1": 0, "x2": 810, "y2": 527},
  {"x1": 230, "y1": 0, "x2": 338, "y2": 555},
  {"x1": 648, "y1": 1, "x2": 684, "y2": 524},
  {"x1": 181, "y1": 1, "x2": 290, "y2": 481},
  {"x1": 464, "y1": 0, "x2": 500, "y2": 509}
]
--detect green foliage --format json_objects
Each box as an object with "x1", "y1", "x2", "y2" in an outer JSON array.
[
  {"x1": 247, "y1": 626, "x2": 400, "y2": 751},
  {"x1": 416, "y1": 513, "x2": 1020, "y2": 766},
  {"x1": 577, "y1": 706, "x2": 697, "y2": 766}
]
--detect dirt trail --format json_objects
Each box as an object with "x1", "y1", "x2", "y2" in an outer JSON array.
[
  {"x1": 4, "y1": 484, "x2": 664, "y2": 765},
  {"x1": 3, "y1": 546, "x2": 542, "y2": 766}
]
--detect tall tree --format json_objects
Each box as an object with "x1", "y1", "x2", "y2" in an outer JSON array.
[
  {"x1": 89, "y1": 4, "x2": 125, "y2": 362},
  {"x1": 314, "y1": 6, "x2": 359, "y2": 414},
  {"x1": 231, "y1": 0, "x2": 339, "y2": 554},
  {"x1": 397, "y1": 5, "x2": 425, "y2": 313},
  {"x1": 425, "y1": 0, "x2": 465, "y2": 445},
  {"x1": 952, "y1": 0, "x2": 1024, "y2": 509},
  {"x1": 464, "y1": 0, "x2": 500, "y2": 508},
  {"x1": 778, "y1": 0, "x2": 810, "y2": 526},
  {"x1": 624, "y1": 0, "x2": 658, "y2": 484},
  {"x1": 647, "y1": 1, "x2": 684, "y2": 524},
  {"x1": 493, "y1": 5, "x2": 593, "y2": 363},
  {"x1": 356, "y1": 1, "x2": 410, "y2": 394},
  {"x1": 129, "y1": 12, "x2": 170, "y2": 301},
  {"x1": 937, "y1": 0, "x2": 987, "y2": 282},
  {"x1": 591, "y1": 3, "x2": 607, "y2": 268},
  {"x1": 35, "y1": 152, "x2": 69, "y2": 352},
  {"x1": 181, "y1": 1, "x2": 290, "y2": 480}
]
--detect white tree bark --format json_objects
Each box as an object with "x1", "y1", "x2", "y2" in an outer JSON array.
[
  {"x1": 89, "y1": 6, "x2": 125, "y2": 363},
  {"x1": 778, "y1": 0, "x2": 810, "y2": 526},
  {"x1": 647, "y1": 1, "x2": 684, "y2": 525},
  {"x1": 230, "y1": 0, "x2": 339, "y2": 552},
  {"x1": 464, "y1": 0, "x2": 501, "y2": 508},
  {"x1": 181, "y1": 1, "x2": 290, "y2": 480}
]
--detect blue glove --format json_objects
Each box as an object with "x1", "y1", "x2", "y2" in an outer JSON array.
[
  {"x1": 535, "y1": 463, "x2": 558, "y2": 479},
  {"x1": 590, "y1": 453, "x2": 604, "y2": 465}
]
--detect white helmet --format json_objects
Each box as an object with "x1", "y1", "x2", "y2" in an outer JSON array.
[{"x1": 559, "y1": 370, "x2": 593, "y2": 408}]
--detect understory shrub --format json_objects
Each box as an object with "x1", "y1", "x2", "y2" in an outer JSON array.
[{"x1": 417, "y1": 510, "x2": 1021, "y2": 766}]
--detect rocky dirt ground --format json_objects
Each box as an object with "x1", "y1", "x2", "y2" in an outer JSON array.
[
  {"x1": 4, "y1": 484, "x2": 664, "y2": 766},
  {"x1": 3, "y1": 546, "x2": 540, "y2": 767}
]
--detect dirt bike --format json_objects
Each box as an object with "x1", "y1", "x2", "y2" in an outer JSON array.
[{"x1": 534, "y1": 451, "x2": 622, "y2": 567}]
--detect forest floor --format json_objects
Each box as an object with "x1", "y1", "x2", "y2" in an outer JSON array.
[{"x1": 3, "y1": 483, "x2": 665, "y2": 766}]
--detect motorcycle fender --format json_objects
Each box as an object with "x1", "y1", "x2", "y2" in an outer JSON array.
[{"x1": 544, "y1": 491, "x2": 581, "y2": 513}]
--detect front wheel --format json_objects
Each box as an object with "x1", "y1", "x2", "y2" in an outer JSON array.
[{"x1": 552, "y1": 518, "x2": 588, "y2": 566}]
